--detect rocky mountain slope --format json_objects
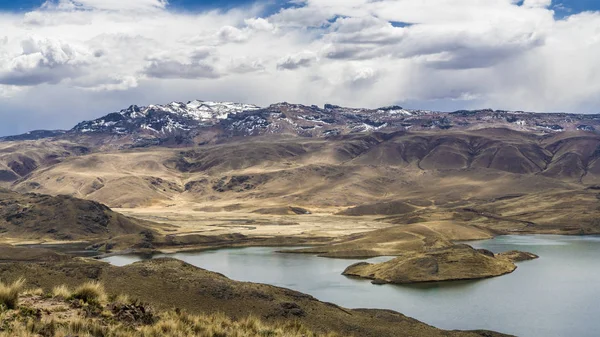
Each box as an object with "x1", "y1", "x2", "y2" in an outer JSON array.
[
  {"x1": 2, "y1": 130, "x2": 600, "y2": 236},
  {"x1": 1, "y1": 99, "x2": 600, "y2": 239},
  {"x1": 2, "y1": 99, "x2": 599, "y2": 148}
]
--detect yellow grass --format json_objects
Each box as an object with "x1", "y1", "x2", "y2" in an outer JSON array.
[
  {"x1": 0, "y1": 283, "x2": 343, "y2": 337},
  {"x1": 51, "y1": 285, "x2": 72, "y2": 299},
  {"x1": 71, "y1": 281, "x2": 107, "y2": 304},
  {"x1": 21, "y1": 287, "x2": 44, "y2": 297},
  {"x1": 0, "y1": 278, "x2": 25, "y2": 309}
]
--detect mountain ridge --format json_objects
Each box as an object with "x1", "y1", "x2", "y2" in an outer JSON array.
[{"x1": 2, "y1": 99, "x2": 599, "y2": 146}]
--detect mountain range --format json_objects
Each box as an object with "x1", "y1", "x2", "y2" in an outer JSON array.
[
  {"x1": 2, "y1": 99, "x2": 600, "y2": 240},
  {"x1": 3, "y1": 100, "x2": 599, "y2": 148}
]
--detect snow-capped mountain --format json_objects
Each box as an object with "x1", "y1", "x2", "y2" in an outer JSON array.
[
  {"x1": 3, "y1": 99, "x2": 600, "y2": 146},
  {"x1": 72, "y1": 100, "x2": 260, "y2": 135}
]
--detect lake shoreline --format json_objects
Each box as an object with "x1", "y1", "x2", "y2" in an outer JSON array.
[{"x1": 100, "y1": 235, "x2": 600, "y2": 337}]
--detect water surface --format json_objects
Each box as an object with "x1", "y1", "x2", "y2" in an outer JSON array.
[{"x1": 104, "y1": 235, "x2": 600, "y2": 337}]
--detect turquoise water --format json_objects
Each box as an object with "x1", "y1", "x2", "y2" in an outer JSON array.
[{"x1": 103, "y1": 235, "x2": 600, "y2": 337}]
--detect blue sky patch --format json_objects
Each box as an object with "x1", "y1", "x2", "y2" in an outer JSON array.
[
  {"x1": 554, "y1": 0, "x2": 600, "y2": 13},
  {"x1": 1, "y1": 0, "x2": 599, "y2": 16},
  {"x1": 390, "y1": 21, "x2": 412, "y2": 28}
]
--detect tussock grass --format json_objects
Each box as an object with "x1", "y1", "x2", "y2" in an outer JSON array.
[
  {"x1": 0, "y1": 283, "x2": 343, "y2": 337},
  {"x1": 0, "y1": 314, "x2": 341, "y2": 337},
  {"x1": 0, "y1": 278, "x2": 25, "y2": 310},
  {"x1": 136, "y1": 311, "x2": 339, "y2": 337},
  {"x1": 71, "y1": 281, "x2": 107, "y2": 304},
  {"x1": 21, "y1": 288, "x2": 44, "y2": 297},
  {"x1": 113, "y1": 293, "x2": 131, "y2": 305},
  {"x1": 51, "y1": 285, "x2": 72, "y2": 299}
]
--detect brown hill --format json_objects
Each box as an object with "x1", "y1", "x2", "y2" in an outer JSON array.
[
  {"x1": 0, "y1": 244, "x2": 70, "y2": 262},
  {"x1": 8, "y1": 130, "x2": 598, "y2": 207},
  {"x1": 0, "y1": 257, "x2": 511, "y2": 337},
  {"x1": 0, "y1": 189, "x2": 152, "y2": 241},
  {"x1": 3, "y1": 128, "x2": 600, "y2": 240},
  {"x1": 0, "y1": 140, "x2": 89, "y2": 186}
]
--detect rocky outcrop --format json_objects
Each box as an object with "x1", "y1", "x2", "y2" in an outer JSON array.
[{"x1": 497, "y1": 250, "x2": 539, "y2": 262}]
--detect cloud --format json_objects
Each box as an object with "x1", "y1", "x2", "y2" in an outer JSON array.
[
  {"x1": 245, "y1": 18, "x2": 275, "y2": 32},
  {"x1": 522, "y1": 0, "x2": 552, "y2": 8},
  {"x1": 344, "y1": 66, "x2": 379, "y2": 89},
  {"x1": 327, "y1": 16, "x2": 405, "y2": 45},
  {"x1": 0, "y1": 37, "x2": 90, "y2": 86},
  {"x1": 321, "y1": 12, "x2": 549, "y2": 69},
  {"x1": 1, "y1": 0, "x2": 600, "y2": 136},
  {"x1": 270, "y1": 6, "x2": 333, "y2": 27},
  {"x1": 73, "y1": 75, "x2": 139, "y2": 91},
  {"x1": 277, "y1": 51, "x2": 318, "y2": 70},
  {"x1": 144, "y1": 60, "x2": 219, "y2": 79},
  {"x1": 228, "y1": 57, "x2": 265, "y2": 74},
  {"x1": 216, "y1": 26, "x2": 249, "y2": 44}
]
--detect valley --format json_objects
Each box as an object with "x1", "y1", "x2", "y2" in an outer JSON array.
[{"x1": 2, "y1": 100, "x2": 600, "y2": 336}]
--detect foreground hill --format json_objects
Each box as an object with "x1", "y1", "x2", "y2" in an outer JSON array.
[{"x1": 0, "y1": 257, "x2": 511, "y2": 337}]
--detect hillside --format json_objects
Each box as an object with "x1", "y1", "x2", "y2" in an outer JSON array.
[
  {"x1": 0, "y1": 189, "x2": 154, "y2": 241},
  {"x1": 0, "y1": 257, "x2": 511, "y2": 337},
  {"x1": 2, "y1": 100, "x2": 600, "y2": 215},
  {"x1": 0, "y1": 140, "x2": 89, "y2": 187},
  {"x1": 1, "y1": 129, "x2": 598, "y2": 237}
]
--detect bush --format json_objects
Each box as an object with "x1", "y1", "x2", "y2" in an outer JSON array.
[
  {"x1": 0, "y1": 278, "x2": 25, "y2": 310},
  {"x1": 71, "y1": 282, "x2": 107, "y2": 304}
]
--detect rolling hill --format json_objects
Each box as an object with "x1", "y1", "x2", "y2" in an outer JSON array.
[
  {"x1": 1, "y1": 99, "x2": 599, "y2": 242},
  {"x1": 0, "y1": 188, "x2": 153, "y2": 241}
]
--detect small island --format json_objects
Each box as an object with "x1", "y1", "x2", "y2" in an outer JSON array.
[{"x1": 343, "y1": 244, "x2": 538, "y2": 284}]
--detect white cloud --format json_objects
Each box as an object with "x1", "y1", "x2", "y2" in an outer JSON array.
[
  {"x1": 216, "y1": 26, "x2": 249, "y2": 44},
  {"x1": 1, "y1": 0, "x2": 600, "y2": 136},
  {"x1": 0, "y1": 85, "x2": 23, "y2": 98},
  {"x1": 228, "y1": 57, "x2": 265, "y2": 74},
  {"x1": 277, "y1": 51, "x2": 318, "y2": 70},
  {"x1": 522, "y1": 0, "x2": 552, "y2": 8},
  {"x1": 245, "y1": 18, "x2": 275, "y2": 32},
  {"x1": 0, "y1": 37, "x2": 90, "y2": 86}
]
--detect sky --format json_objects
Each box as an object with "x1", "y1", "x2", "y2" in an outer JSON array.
[{"x1": 0, "y1": 0, "x2": 600, "y2": 136}]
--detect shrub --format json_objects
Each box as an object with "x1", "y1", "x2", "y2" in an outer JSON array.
[
  {"x1": 71, "y1": 282, "x2": 107, "y2": 304},
  {"x1": 0, "y1": 278, "x2": 25, "y2": 310}
]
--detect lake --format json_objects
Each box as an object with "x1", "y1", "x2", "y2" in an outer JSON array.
[{"x1": 103, "y1": 235, "x2": 600, "y2": 337}]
